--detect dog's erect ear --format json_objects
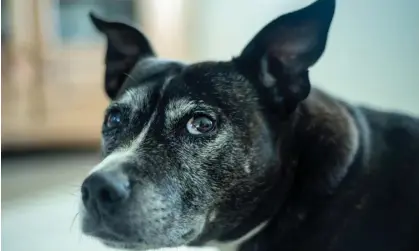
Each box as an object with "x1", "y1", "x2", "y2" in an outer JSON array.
[
  {"x1": 90, "y1": 13, "x2": 155, "y2": 99},
  {"x1": 236, "y1": 0, "x2": 335, "y2": 112}
]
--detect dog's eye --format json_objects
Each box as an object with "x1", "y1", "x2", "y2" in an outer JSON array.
[
  {"x1": 105, "y1": 110, "x2": 123, "y2": 128},
  {"x1": 186, "y1": 116, "x2": 215, "y2": 135}
]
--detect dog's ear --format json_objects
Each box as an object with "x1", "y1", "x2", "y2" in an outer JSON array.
[
  {"x1": 90, "y1": 13, "x2": 155, "y2": 99},
  {"x1": 236, "y1": 0, "x2": 335, "y2": 113}
]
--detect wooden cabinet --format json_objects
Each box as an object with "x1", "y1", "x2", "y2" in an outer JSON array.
[
  {"x1": 2, "y1": 0, "x2": 139, "y2": 150},
  {"x1": 1, "y1": 0, "x2": 191, "y2": 151}
]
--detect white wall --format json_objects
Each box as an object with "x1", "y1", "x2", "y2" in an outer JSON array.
[{"x1": 187, "y1": 0, "x2": 419, "y2": 115}]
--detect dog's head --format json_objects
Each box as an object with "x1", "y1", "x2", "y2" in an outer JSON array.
[{"x1": 80, "y1": 0, "x2": 335, "y2": 249}]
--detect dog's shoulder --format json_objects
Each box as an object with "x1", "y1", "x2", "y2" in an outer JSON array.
[
  {"x1": 293, "y1": 88, "x2": 362, "y2": 193},
  {"x1": 299, "y1": 87, "x2": 419, "y2": 172},
  {"x1": 286, "y1": 88, "x2": 419, "y2": 250},
  {"x1": 299, "y1": 87, "x2": 419, "y2": 193}
]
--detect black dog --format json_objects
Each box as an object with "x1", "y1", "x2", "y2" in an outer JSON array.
[{"x1": 80, "y1": 0, "x2": 419, "y2": 250}]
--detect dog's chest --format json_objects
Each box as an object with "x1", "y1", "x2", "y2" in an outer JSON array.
[
  {"x1": 206, "y1": 242, "x2": 240, "y2": 251},
  {"x1": 204, "y1": 221, "x2": 269, "y2": 251}
]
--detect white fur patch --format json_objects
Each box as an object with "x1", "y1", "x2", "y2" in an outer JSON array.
[
  {"x1": 206, "y1": 221, "x2": 269, "y2": 251},
  {"x1": 165, "y1": 98, "x2": 196, "y2": 129},
  {"x1": 260, "y1": 55, "x2": 276, "y2": 88},
  {"x1": 243, "y1": 159, "x2": 251, "y2": 174},
  {"x1": 209, "y1": 210, "x2": 218, "y2": 222},
  {"x1": 89, "y1": 107, "x2": 158, "y2": 175},
  {"x1": 90, "y1": 75, "x2": 174, "y2": 175},
  {"x1": 131, "y1": 107, "x2": 158, "y2": 150},
  {"x1": 118, "y1": 85, "x2": 151, "y2": 113},
  {"x1": 88, "y1": 150, "x2": 130, "y2": 174}
]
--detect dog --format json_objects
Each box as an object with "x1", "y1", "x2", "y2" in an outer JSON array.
[{"x1": 79, "y1": 0, "x2": 419, "y2": 250}]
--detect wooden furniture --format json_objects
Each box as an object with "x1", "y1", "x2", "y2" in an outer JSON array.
[{"x1": 1, "y1": 0, "x2": 191, "y2": 151}]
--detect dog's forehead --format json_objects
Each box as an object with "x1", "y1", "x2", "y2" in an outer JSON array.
[
  {"x1": 166, "y1": 62, "x2": 246, "y2": 97},
  {"x1": 116, "y1": 59, "x2": 248, "y2": 114},
  {"x1": 129, "y1": 57, "x2": 183, "y2": 86}
]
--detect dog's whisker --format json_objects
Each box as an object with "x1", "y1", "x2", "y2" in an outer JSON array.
[
  {"x1": 124, "y1": 72, "x2": 138, "y2": 83},
  {"x1": 70, "y1": 212, "x2": 80, "y2": 232}
]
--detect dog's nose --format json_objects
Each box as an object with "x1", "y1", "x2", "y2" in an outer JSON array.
[{"x1": 81, "y1": 171, "x2": 130, "y2": 214}]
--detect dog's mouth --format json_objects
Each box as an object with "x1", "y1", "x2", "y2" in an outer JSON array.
[
  {"x1": 81, "y1": 208, "x2": 207, "y2": 250},
  {"x1": 81, "y1": 211, "x2": 142, "y2": 245},
  {"x1": 84, "y1": 226, "x2": 150, "y2": 250},
  {"x1": 88, "y1": 228, "x2": 199, "y2": 251},
  {"x1": 101, "y1": 239, "x2": 145, "y2": 250},
  {"x1": 79, "y1": 174, "x2": 214, "y2": 250}
]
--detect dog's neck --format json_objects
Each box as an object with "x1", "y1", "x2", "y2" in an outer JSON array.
[{"x1": 208, "y1": 89, "x2": 365, "y2": 251}]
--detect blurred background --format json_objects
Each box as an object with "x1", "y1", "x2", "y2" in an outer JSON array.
[{"x1": 1, "y1": 0, "x2": 419, "y2": 251}]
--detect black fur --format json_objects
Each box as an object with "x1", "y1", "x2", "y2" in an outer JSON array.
[{"x1": 80, "y1": 1, "x2": 419, "y2": 250}]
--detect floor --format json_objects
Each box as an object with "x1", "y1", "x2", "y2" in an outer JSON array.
[{"x1": 1, "y1": 152, "x2": 215, "y2": 251}]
